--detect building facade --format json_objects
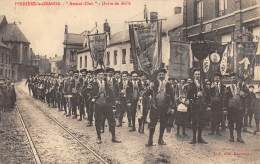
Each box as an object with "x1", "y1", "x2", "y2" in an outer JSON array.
[
  {"x1": 50, "y1": 54, "x2": 64, "y2": 74},
  {"x1": 0, "y1": 41, "x2": 12, "y2": 79},
  {"x1": 63, "y1": 25, "x2": 85, "y2": 72},
  {"x1": 0, "y1": 15, "x2": 37, "y2": 80},
  {"x1": 182, "y1": 0, "x2": 260, "y2": 80},
  {"x1": 77, "y1": 10, "x2": 183, "y2": 72}
]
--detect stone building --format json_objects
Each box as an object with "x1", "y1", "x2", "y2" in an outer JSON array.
[
  {"x1": 77, "y1": 10, "x2": 183, "y2": 72},
  {"x1": 175, "y1": 0, "x2": 260, "y2": 80},
  {"x1": 50, "y1": 54, "x2": 64, "y2": 74},
  {"x1": 63, "y1": 25, "x2": 85, "y2": 72},
  {"x1": 0, "y1": 15, "x2": 36, "y2": 80},
  {"x1": 0, "y1": 41, "x2": 12, "y2": 79}
]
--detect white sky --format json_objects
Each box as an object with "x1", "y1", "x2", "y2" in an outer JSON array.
[{"x1": 0, "y1": 0, "x2": 183, "y2": 58}]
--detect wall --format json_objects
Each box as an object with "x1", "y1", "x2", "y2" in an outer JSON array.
[{"x1": 0, "y1": 46, "x2": 12, "y2": 79}]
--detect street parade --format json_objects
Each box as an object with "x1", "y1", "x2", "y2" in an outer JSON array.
[
  {"x1": 1, "y1": 0, "x2": 260, "y2": 163},
  {"x1": 24, "y1": 67, "x2": 260, "y2": 145}
]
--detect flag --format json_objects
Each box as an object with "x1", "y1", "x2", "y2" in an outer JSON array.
[
  {"x1": 235, "y1": 41, "x2": 258, "y2": 80},
  {"x1": 168, "y1": 42, "x2": 192, "y2": 80},
  {"x1": 88, "y1": 33, "x2": 107, "y2": 68},
  {"x1": 129, "y1": 21, "x2": 162, "y2": 75}
]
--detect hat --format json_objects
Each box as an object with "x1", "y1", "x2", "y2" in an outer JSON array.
[
  {"x1": 157, "y1": 68, "x2": 167, "y2": 74},
  {"x1": 248, "y1": 85, "x2": 254, "y2": 88},
  {"x1": 94, "y1": 69, "x2": 104, "y2": 75},
  {"x1": 131, "y1": 71, "x2": 139, "y2": 76},
  {"x1": 87, "y1": 70, "x2": 93, "y2": 74},
  {"x1": 114, "y1": 71, "x2": 121, "y2": 74},
  {"x1": 168, "y1": 77, "x2": 175, "y2": 81},
  {"x1": 68, "y1": 69, "x2": 74, "y2": 73},
  {"x1": 73, "y1": 70, "x2": 79, "y2": 74},
  {"x1": 80, "y1": 69, "x2": 87, "y2": 73},
  {"x1": 105, "y1": 67, "x2": 115, "y2": 73},
  {"x1": 122, "y1": 71, "x2": 129, "y2": 75}
]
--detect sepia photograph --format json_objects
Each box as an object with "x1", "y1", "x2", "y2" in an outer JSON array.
[{"x1": 0, "y1": 0, "x2": 260, "y2": 163}]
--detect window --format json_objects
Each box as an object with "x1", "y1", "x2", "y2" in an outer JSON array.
[
  {"x1": 195, "y1": 0, "x2": 203, "y2": 24},
  {"x1": 122, "y1": 49, "x2": 126, "y2": 64},
  {"x1": 217, "y1": 0, "x2": 227, "y2": 17},
  {"x1": 79, "y1": 56, "x2": 82, "y2": 68},
  {"x1": 85, "y1": 56, "x2": 88, "y2": 67},
  {"x1": 0, "y1": 69, "x2": 3, "y2": 75},
  {"x1": 114, "y1": 50, "x2": 117, "y2": 65},
  {"x1": 106, "y1": 51, "x2": 110, "y2": 66}
]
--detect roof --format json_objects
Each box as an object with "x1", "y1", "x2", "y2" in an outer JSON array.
[
  {"x1": 163, "y1": 14, "x2": 183, "y2": 32},
  {"x1": 64, "y1": 33, "x2": 85, "y2": 45},
  {"x1": 0, "y1": 15, "x2": 7, "y2": 25},
  {"x1": 109, "y1": 30, "x2": 130, "y2": 46},
  {"x1": 77, "y1": 47, "x2": 90, "y2": 53},
  {"x1": 0, "y1": 23, "x2": 30, "y2": 43}
]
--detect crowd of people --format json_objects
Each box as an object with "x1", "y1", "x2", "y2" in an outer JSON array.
[
  {"x1": 26, "y1": 68, "x2": 260, "y2": 146},
  {"x1": 0, "y1": 78, "x2": 16, "y2": 121}
]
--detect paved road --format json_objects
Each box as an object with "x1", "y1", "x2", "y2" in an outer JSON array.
[
  {"x1": 10, "y1": 82, "x2": 260, "y2": 163},
  {"x1": 15, "y1": 83, "x2": 109, "y2": 164}
]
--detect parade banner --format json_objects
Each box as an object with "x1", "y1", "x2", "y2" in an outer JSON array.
[
  {"x1": 168, "y1": 42, "x2": 192, "y2": 80},
  {"x1": 199, "y1": 44, "x2": 226, "y2": 80},
  {"x1": 129, "y1": 21, "x2": 162, "y2": 75},
  {"x1": 236, "y1": 41, "x2": 258, "y2": 80},
  {"x1": 88, "y1": 33, "x2": 107, "y2": 68},
  {"x1": 220, "y1": 42, "x2": 235, "y2": 76}
]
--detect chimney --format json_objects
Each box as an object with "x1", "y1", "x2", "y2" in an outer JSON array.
[
  {"x1": 103, "y1": 19, "x2": 111, "y2": 39},
  {"x1": 65, "y1": 25, "x2": 68, "y2": 34},
  {"x1": 150, "y1": 12, "x2": 158, "y2": 23}
]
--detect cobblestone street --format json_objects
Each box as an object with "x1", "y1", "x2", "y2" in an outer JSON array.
[{"x1": 1, "y1": 81, "x2": 259, "y2": 164}]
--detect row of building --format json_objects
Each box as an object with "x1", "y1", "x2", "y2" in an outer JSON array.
[
  {"x1": 0, "y1": 15, "x2": 51, "y2": 81},
  {"x1": 62, "y1": 0, "x2": 260, "y2": 80}
]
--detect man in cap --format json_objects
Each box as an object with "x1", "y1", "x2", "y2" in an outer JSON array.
[
  {"x1": 63, "y1": 69, "x2": 74, "y2": 116},
  {"x1": 209, "y1": 72, "x2": 226, "y2": 136},
  {"x1": 71, "y1": 70, "x2": 81, "y2": 119},
  {"x1": 226, "y1": 73, "x2": 245, "y2": 143},
  {"x1": 128, "y1": 71, "x2": 142, "y2": 132},
  {"x1": 78, "y1": 69, "x2": 87, "y2": 121},
  {"x1": 118, "y1": 71, "x2": 132, "y2": 127},
  {"x1": 187, "y1": 69, "x2": 208, "y2": 144},
  {"x1": 146, "y1": 68, "x2": 172, "y2": 146},
  {"x1": 92, "y1": 68, "x2": 121, "y2": 144}
]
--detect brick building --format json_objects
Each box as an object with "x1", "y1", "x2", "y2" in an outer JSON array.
[{"x1": 169, "y1": 0, "x2": 260, "y2": 80}]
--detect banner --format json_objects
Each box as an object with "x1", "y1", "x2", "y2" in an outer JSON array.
[
  {"x1": 200, "y1": 44, "x2": 226, "y2": 80},
  {"x1": 220, "y1": 42, "x2": 235, "y2": 76},
  {"x1": 88, "y1": 33, "x2": 107, "y2": 68},
  {"x1": 168, "y1": 42, "x2": 192, "y2": 80},
  {"x1": 236, "y1": 41, "x2": 258, "y2": 80},
  {"x1": 129, "y1": 21, "x2": 162, "y2": 75}
]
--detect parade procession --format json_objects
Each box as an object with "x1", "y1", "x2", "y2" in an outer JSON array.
[{"x1": 1, "y1": 0, "x2": 260, "y2": 163}]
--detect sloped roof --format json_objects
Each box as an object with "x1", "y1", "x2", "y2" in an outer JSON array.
[
  {"x1": 109, "y1": 30, "x2": 129, "y2": 46},
  {"x1": 163, "y1": 14, "x2": 183, "y2": 32},
  {"x1": 64, "y1": 33, "x2": 85, "y2": 45},
  {"x1": 0, "y1": 23, "x2": 29, "y2": 43}
]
